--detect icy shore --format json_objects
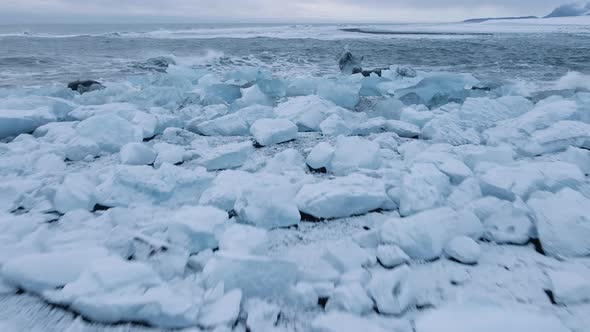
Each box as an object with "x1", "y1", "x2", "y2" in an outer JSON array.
[{"x1": 1, "y1": 61, "x2": 590, "y2": 331}]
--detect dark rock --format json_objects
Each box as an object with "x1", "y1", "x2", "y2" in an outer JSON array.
[{"x1": 67, "y1": 80, "x2": 105, "y2": 94}]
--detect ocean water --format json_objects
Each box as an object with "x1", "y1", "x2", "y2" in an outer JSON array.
[{"x1": 1, "y1": 23, "x2": 590, "y2": 89}]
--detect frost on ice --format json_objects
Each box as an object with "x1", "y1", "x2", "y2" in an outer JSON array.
[{"x1": 1, "y1": 57, "x2": 589, "y2": 331}]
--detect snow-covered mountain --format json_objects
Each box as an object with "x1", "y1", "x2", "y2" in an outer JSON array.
[{"x1": 545, "y1": 2, "x2": 590, "y2": 18}]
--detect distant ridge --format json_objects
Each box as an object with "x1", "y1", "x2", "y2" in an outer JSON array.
[
  {"x1": 463, "y1": 16, "x2": 538, "y2": 23},
  {"x1": 545, "y1": 2, "x2": 590, "y2": 18}
]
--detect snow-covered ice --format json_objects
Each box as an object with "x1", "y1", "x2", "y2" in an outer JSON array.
[{"x1": 2, "y1": 45, "x2": 590, "y2": 332}]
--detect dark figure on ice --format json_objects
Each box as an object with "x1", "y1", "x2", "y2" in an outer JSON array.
[
  {"x1": 338, "y1": 51, "x2": 387, "y2": 77},
  {"x1": 67, "y1": 80, "x2": 105, "y2": 94}
]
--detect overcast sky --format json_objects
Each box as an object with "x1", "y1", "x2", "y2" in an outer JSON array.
[{"x1": 0, "y1": 0, "x2": 574, "y2": 23}]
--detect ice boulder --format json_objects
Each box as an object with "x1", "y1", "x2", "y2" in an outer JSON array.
[
  {"x1": 412, "y1": 152, "x2": 472, "y2": 184},
  {"x1": 311, "y1": 312, "x2": 388, "y2": 332},
  {"x1": 0, "y1": 107, "x2": 56, "y2": 139},
  {"x1": 326, "y1": 283, "x2": 373, "y2": 315},
  {"x1": 234, "y1": 175, "x2": 301, "y2": 229},
  {"x1": 199, "y1": 289, "x2": 242, "y2": 328},
  {"x1": 455, "y1": 96, "x2": 533, "y2": 131},
  {"x1": 196, "y1": 105, "x2": 275, "y2": 136},
  {"x1": 395, "y1": 73, "x2": 478, "y2": 108},
  {"x1": 167, "y1": 205, "x2": 228, "y2": 253},
  {"x1": 328, "y1": 136, "x2": 381, "y2": 175},
  {"x1": 43, "y1": 256, "x2": 199, "y2": 329},
  {"x1": 367, "y1": 265, "x2": 415, "y2": 315},
  {"x1": 381, "y1": 208, "x2": 483, "y2": 261},
  {"x1": 198, "y1": 170, "x2": 256, "y2": 211},
  {"x1": 53, "y1": 173, "x2": 97, "y2": 214},
  {"x1": 421, "y1": 114, "x2": 482, "y2": 146},
  {"x1": 479, "y1": 161, "x2": 584, "y2": 201},
  {"x1": 399, "y1": 163, "x2": 451, "y2": 217},
  {"x1": 530, "y1": 120, "x2": 590, "y2": 155},
  {"x1": 385, "y1": 120, "x2": 421, "y2": 138},
  {"x1": 296, "y1": 174, "x2": 388, "y2": 219},
  {"x1": 317, "y1": 80, "x2": 360, "y2": 109},
  {"x1": 444, "y1": 236, "x2": 481, "y2": 264},
  {"x1": 65, "y1": 137, "x2": 100, "y2": 161},
  {"x1": 415, "y1": 303, "x2": 570, "y2": 332},
  {"x1": 76, "y1": 114, "x2": 143, "y2": 152},
  {"x1": 119, "y1": 143, "x2": 157, "y2": 165},
  {"x1": 153, "y1": 142, "x2": 185, "y2": 168},
  {"x1": 250, "y1": 118, "x2": 297, "y2": 146},
  {"x1": 548, "y1": 269, "x2": 590, "y2": 305},
  {"x1": 95, "y1": 164, "x2": 213, "y2": 207},
  {"x1": 218, "y1": 224, "x2": 268, "y2": 254},
  {"x1": 306, "y1": 142, "x2": 335, "y2": 170},
  {"x1": 199, "y1": 141, "x2": 253, "y2": 171},
  {"x1": 527, "y1": 188, "x2": 590, "y2": 258},
  {"x1": 320, "y1": 114, "x2": 352, "y2": 137},
  {"x1": 275, "y1": 95, "x2": 364, "y2": 132},
  {"x1": 322, "y1": 240, "x2": 374, "y2": 273},
  {"x1": 376, "y1": 245, "x2": 410, "y2": 268},
  {"x1": 1, "y1": 247, "x2": 110, "y2": 293},
  {"x1": 563, "y1": 146, "x2": 590, "y2": 175},
  {"x1": 202, "y1": 253, "x2": 298, "y2": 299},
  {"x1": 480, "y1": 203, "x2": 533, "y2": 245}
]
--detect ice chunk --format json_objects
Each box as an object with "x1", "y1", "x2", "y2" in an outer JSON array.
[
  {"x1": 218, "y1": 224, "x2": 268, "y2": 254},
  {"x1": 65, "y1": 137, "x2": 100, "y2": 161},
  {"x1": 320, "y1": 114, "x2": 352, "y2": 137},
  {"x1": 1, "y1": 247, "x2": 109, "y2": 293},
  {"x1": 231, "y1": 84, "x2": 272, "y2": 111},
  {"x1": 275, "y1": 95, "x2": 364, "y2": 132},
  {"x1": 262, "y1": 148, "x2": 307, "y2": 176},
  {"x1": 198, "y1": 170, "x2": 256, "y2": 211},
  {"x1": 311, "y1": 312, "x2": 388, "y2": 332},
  {"x1": 200, "y1": 141, "x2": 253, "y2": 171},
  {"x1": 376, "y1": 245, "x2": 410, "y2": 268},
  {"x1": 53, "y1": 173, "x2": 97, "y2": 214},
  {"x1": 250, "y1": 118, "x2": 297, "y2": 146},
  {"x1": 119, "y1": 143, "x2": 157, "y2": 165},
  {"x1": 444, "y1": 236, "x2": 480, "y2": 264},
  {"x1": 0, "y1": 107, "x2": 56, "y2": 139},
  {"x1": 527, "y1": 188, "x2": 590, "y2": 258},
  {"x1": 395, "y1": 73, "x2": 478, "y2": 108},
  {"x1": 458, "y1": 144, "x2": 514, "y2": 170},
  {"x1": 479, "y1": 161, "x2": 584, "y2": 201},
  {"x1": 385, "y1": 120, "x2": 420, "y2": 138},
  {"x1": 416, "y1": 303, "x2": 570, "y2": 332},
  {"x1": 482, "y1": 207, "x2": 533, "y2": 245},
  {"x1": 95, "y1": 164, "x2": 213, "y2": 207},
  {"x1": 317, "y1": 80, "x2": 360, "y2": 109},
  {"x1": 399, "y1": 163, "x2": 451, "y2": 216},
  {"x1": 76, "y1": 114, "x2": 142, "y2": 153},
  {"x1": 548, "y1": 269, "x2": 590, "y2": 305},
  {"x1": 328, "y1": 136, "x2": 381, "y2": 175},
  {"x1": 161, "y1": 127, "x2": 199, "y2": 145},
  {"x1": 234, "y1": 177, "x2": 300, "y2": 229},
  {"x1": 199, "y1": 289, "x2": 242, "y2": 328},
  {"x1": 244, "y1": 299, "x2": 281, "y2": 332},
  {"x1": 563, "y1": 146, "x2": 590, "y2": 175},
  {"x1": 447, "y1": 178, "x2": 482, "y2": 210},
  {"x1": 322, "y1": 240, "x2": 374, "y2": 273},
  {"x1": 421, "y1": 114, "x2": 481, "y2": 146},
  {"x1": 306, "y1": 142, "x2": 335, "y2": 170},
  {"x1": 381, "y1": 208, "x2": 483, "y2": 260},
  {"x1": 296, "y1": 174, "x2": 388, "y2": 219},
  {"x1": 413, "y1": 152, "x2": 472, "y2": 184},
  {"x1": 197, "y1": 105, "x2": 275, "y2": 136},
  {"x1": 167, "y1": 205, "x2": 228, "y2": 253},
  {"x1": 131, "y1": 111, "x2": 157, "y2": 139},
  {"x1": 367, "y1": 265, "x2": 415, "y2": 315},
  {"x1": 456, "y1": 96, "x2": 533, "y2": 131},
  {"x1": 530, "y1": 120, "x2": 590, "y2": 154},
  {"x1": 202, "y1": 253, "x2": 298, "y2": 299},
  {"x1": 400, "y1": 106, "x2": 435, "y2": 128},
  {"x1": 351, "y1": 117, "x2": 389, "y2": 136},
  {"x1": 326, "y1": 283, "x2": 373, "y2": 315},
  {"x1": 153, "y1": 142, "x2": 185, "y2": 168}
]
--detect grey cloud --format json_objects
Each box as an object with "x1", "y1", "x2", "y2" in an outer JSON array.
[{"x1": 0, "y1": 0, "x2": 573, "y2": 23}]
